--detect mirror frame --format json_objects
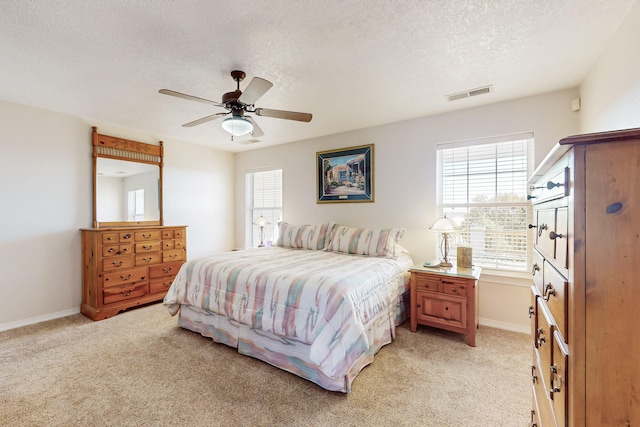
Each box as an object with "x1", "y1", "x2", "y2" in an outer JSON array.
[{"x1": 92, "y1": 126, "x2": 164, "y2": 228}]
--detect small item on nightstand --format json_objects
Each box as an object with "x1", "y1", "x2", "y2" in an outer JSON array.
[
  {"x1": 457, "y1": 247, "x2": 473, "y2": 268},
  {"x1": 423, "y1": 260, "x2": 441, "y2": 268}
]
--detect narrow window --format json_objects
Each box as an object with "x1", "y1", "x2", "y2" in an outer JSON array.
[
  {"x1": 245, "y1": 169, "x2": 282, "y2": 248},
  {"x1": 127, "y1": 189, "x2": 144, "y2": 221}
]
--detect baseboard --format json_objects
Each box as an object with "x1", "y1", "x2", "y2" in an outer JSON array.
[
  {"x1": 0, "y1": 307, "x2": 81, "y2": 333},
  {"x1": 479, "y1": 317, "x2": 529, "y2": 334}
]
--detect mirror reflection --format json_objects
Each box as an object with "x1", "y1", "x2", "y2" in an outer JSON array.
[{"x1": 96, "y1": 158, "x2": 160, "y2": 223}]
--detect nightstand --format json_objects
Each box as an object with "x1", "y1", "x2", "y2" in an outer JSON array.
[{"x1": 409, "y1": 265, "x2": 481, "y2": 346}]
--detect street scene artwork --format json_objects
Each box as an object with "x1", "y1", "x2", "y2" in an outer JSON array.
[{"x1": 317, "y1": 144, "x2": 373, "y2": 203}]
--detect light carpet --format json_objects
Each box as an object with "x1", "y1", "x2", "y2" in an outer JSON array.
[{"x1": 0, "y1": 303, "x2": 530, "y2": 426}]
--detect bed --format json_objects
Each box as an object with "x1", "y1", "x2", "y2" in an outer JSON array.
[{"x1": 163, "y1": 222, "x2": 413, "y2": 392}]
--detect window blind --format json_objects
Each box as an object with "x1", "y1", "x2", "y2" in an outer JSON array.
[
  {"x1": 437, "y1": 135, "x2": 533, "y2": 272},
  {"x1": 246, "y1": 169, "x2": 282, "y2": 247}
]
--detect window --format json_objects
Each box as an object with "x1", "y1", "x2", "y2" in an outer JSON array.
[
  {"x1": 127, "y1": 189, "x2": 144, "y2": 221},
  {"x1": 246, "y1": 169, "x2": 282, "y2": 247},
  {"x1": 437, "y1": 134, "x2": 533, "y2": 272}
]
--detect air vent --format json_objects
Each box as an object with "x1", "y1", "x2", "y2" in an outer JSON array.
[
  {"x1": 446, "y1": 85, "x2": 493, "y2": 102},
  {"x1": 237, "y1": 138, "x2": 261, "y2": 145}
]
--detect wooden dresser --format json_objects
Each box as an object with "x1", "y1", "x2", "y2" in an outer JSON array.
[
  {"x1": 409, "y1": 266, "x2": 481, "y2": 346},
  {"x1": 81, "y1": 226, "x2": 186, "y2": 321},
  {"x1": 528, "y1": 128, "x2": 640, "y2": 426}
]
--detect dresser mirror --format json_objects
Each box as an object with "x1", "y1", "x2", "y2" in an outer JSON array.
[{"x1": 92, "y1": 127, "x2": 164, "y2": 228}]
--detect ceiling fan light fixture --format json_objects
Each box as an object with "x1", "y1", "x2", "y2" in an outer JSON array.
[{"x1": 221, "y1": 116, "x2": 253, "y2": 136}]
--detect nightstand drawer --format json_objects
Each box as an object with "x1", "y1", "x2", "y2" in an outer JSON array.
[
  {"x1": 413, "y1": 274, "x2": 440, "y2": 292},
  {"x1": 442, "y1": 280, "x2": 468, "y2": 297},
  {"x1": 415, "y1": 292, "x2": 467, "y2": 329}
]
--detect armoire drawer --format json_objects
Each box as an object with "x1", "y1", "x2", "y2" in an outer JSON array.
[
  {"x1": 542, "y1": 262, "x2": 568, "y2": 340},
  {"x1": 551, "y1": 331, "x2": 568, "y2": 427},
  {"x1": 529, "y1": 167, "x2": 569, "y2": 203},
  {"x1": 532, "y1": 250, "x2": 544, "y2": 295},
  {"x1": 535, "y1": 206, "x2": 568, "y2": 274},
  {"x1": 535, "y1": 299, "x2": 554, "y2": 392}
]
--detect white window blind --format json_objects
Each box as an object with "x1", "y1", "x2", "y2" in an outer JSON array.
[
  {"x1": 245, "y1": 169, "x2": 282, "y2": 248},
  {"x1": 437, "y1": 135, "x2": 533, "y2": 272}
]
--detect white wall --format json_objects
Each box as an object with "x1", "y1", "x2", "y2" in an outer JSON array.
[
  {"x1": 235, "y1": 89, "x2": 580, "y2": 332},
  {"x1": 580, "y1": 0, "x2": 640, "y2": 132},
  {"x1": 0, "y1": 100, "x2": 235, "y2": 330}
]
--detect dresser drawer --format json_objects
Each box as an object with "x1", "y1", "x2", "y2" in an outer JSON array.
[
  {"x1": 162, "y1": 228, "x2": 186, "y2": 239},
  {"x1": 135, "y1": 252, "x2": 161, "y2": 266},
  {"x1": 415, "y1": 292, "x2": 467, "y2": 329},
  {"x1": 135, "y1": 241, "x2": 161, "y2": 253},
  {"x1": 150, "y1": 276, "x2": 175, "y2": 294},
  {"x1": 543, "y1": 262, "x2": 568, "y2": 340},
  {"x1": 102, "y1": 256, "x2": 132, "y2": 271},
  {"x1": 149, "y1": 261, "x2": 183, "y2": 278},
  {"x1": 102, "y1": 232, "x2": 134, "y2": 244},
  {"x1": 103, "y1": 281, "x2": 148, "y2": 305},
  {"x1": 102, "y1": 244, "x2": 132, "y2": 257},
  {"x1": 135, "y1": 230, "x2": 160, "y2": 241},
  {"x1": 103, "y1": 266, "x2": 148, "y2": 288},
  {"x1": 413, "y1": 274, "x2": 440, "y2": 292},
  {"x1": 163, "y1": 249, "x2": 184, "y2": 263}
]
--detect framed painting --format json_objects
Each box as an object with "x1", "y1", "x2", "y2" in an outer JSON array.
[{"x1": 317, "y1": 144, "x2": 374, "y2": 203}]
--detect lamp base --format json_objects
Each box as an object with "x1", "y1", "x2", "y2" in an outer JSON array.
[{"x1": 439, "y1": 261, "x2": 453, "y2": 268}]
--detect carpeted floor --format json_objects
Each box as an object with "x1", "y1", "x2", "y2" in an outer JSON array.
[{"x1": 0, "y1": 303, "x2": 530, "y2": 426}]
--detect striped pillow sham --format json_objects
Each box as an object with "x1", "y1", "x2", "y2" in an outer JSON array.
[
  {"x1": 277, "y1": 221, "x2": 336, "y2": 250},
  {"x1": 325, "y1": 225, "x2": 405, "y2": 258}
]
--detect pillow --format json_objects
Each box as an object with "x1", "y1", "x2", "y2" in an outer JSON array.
[
  {"x1": 325, "y1": 225, "x2": 405, "y2": 258},
  {"x1": 277, "y1": 221, "x2": 336, "y2": 250}
]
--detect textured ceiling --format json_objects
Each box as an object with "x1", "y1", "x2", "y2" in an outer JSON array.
[{"x1": 0, "y1": 0, "x2": 636, "y2": 152}]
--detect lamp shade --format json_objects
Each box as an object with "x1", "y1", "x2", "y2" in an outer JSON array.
[
  {"x1": 221, "y1": 116, "x2": 253, "y2": 136},
  {"x1": 253, "y1": 216, "x2": 270, "y2": 227},
  {"x1": 429, "y1": 216, "x2": 458, "y2": 233}
]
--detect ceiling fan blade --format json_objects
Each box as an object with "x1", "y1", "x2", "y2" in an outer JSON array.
[
  {"x1": 182, "y1": 112, "x2": 228, "y2": 127},
  {"x1": 245, "y1": 116, "x2": 265, "y2": 137},
  {"x1": 238, "y1": 77, "x2": 273, "y2": 105},
  {"x1": 159, "y1": 89, "x2": 222, "y2": 107},
  {"x1": 255, "y1": 108, "x2": 312, "y2": 122}
]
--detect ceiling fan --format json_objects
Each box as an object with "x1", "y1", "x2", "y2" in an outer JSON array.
[{"x1": 159, "y1": 70, "x2": 312, "y2": 139}]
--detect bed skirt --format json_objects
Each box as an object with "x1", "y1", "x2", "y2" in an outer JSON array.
[{"x1": 176, "y1": 284, "x2": 409, "y2": 393}]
